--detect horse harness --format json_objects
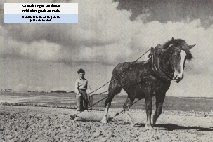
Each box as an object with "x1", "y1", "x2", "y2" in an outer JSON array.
[{"x1": 149, "y1": 45, "x2": 173, "y2": 82}]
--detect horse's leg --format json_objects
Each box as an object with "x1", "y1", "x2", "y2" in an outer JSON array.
[
  {"x1": 101, "y1": 80, "x2": 122, "y2": 123},
  {"x1": 123, "y1": 96, "x2": 134, "y2": 111},
  {"x1": 145, "y1": 90, "x2": 152, "y2": 129},
  {"x1": 123, "y1": 96, "x2": 135, "y2": 126},
  {"x1": 100, "y1": 96, "x2": 112, "y2": 123},
  {"x1": 153, "y1": 94, "x2": 166, "y2": 125}
]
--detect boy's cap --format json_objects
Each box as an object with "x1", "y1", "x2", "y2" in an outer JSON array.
[{"x1": 77, "y1": 68, "x2": 85, "y2": 74}]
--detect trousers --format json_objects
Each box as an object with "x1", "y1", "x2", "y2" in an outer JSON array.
[{"x1": 76, "y1": 90, "x2": 92, "y2": 111}]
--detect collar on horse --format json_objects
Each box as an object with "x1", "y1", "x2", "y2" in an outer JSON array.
[{"x1": 149, "y1": 45, "x2": 173, "y2": 82}]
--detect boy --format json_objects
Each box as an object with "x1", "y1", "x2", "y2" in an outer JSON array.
[{"x1": 74, "y1": 68, "x2": 92, "y2": 112}]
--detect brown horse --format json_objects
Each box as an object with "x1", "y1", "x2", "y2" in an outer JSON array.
[{"x1": 101, "y1": 37, "x2": 195, "y2": 129}]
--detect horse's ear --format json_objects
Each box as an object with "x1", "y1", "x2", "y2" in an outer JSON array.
[
  {"x1": 188, "y1": 44, "x2": 196, "y2": 49},
  {"x1": 171, "y1": 37, "x2": 174, "y2": 41}
]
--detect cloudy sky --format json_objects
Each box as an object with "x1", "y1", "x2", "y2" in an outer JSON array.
[{"x1": 0, "y1": 0, "x2": 213, "y2": 97}]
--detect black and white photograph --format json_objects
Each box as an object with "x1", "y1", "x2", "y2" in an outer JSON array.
[{"x1": 0, "y1": 0, "x2": 213, "y2": 141}]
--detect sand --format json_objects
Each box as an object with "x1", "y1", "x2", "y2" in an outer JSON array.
[{"x1": 0, "y1": 106, "x2": 212, "y2": 142}]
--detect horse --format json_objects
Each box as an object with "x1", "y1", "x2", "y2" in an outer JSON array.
[{"x1": 100, "y1": 37, "x2": 195, "y2": 129}]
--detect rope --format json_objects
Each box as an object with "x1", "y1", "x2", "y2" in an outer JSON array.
[
  {"x1": 73, "y1": 49, "x2": 151, "y2": 118},
  {"x1": 134, "y1": 49, "x2": 151, "y2": 62},
  {"x1": 88, "y1": 82, "x2": 109, "y2": 96},
  {"x1": 112, "y1": 98, "x2": 141, "y2": 118},
  {"x1": 74, "y1": 90, "x2": 108, "y2": 116},
  {"x1": 90, "y1": 90, "x2": 108, "y2": 107},
  {"x1": 88, "y1": 48, "x2": 151, "y2": 97}
]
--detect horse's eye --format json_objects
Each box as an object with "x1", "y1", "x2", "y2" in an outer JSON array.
[{"x1": 173, "y1": 52, "x2": 179, "y2": 56}]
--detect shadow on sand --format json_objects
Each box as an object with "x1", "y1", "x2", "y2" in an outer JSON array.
[
  {"x1": 134, "y1": 123, "x2": 213, "y2": 131},
  {"x1": 69, "y1": 115, "x2": 213, "y2": 132},
  {"x1": 155, "y1": 124, "x2": 213, "y2": 131}
]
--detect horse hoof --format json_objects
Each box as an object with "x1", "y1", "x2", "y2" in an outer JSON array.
[
  {"x1": 145, "y1": 124, "x2": 153, "y2": 130},
  {"x1": 152, "y1": 115, "x2": 158, "y2": 125},
  {"x1": 100, "y1": 117, "x2": 107, "y2": 123},
  {"x1": 129, "y1": 120, "x2": 135, "y2": 127},
  {"x1": 74, "y1": 116, "x2": 81, "y2": 121},
  {"x1": 130, "y1": 123, "x2": 136, "y2": 127}
]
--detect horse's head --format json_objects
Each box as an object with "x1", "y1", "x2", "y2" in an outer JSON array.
[{"x1": 163, "y1": 37, "x2": 195, "y2": 82}]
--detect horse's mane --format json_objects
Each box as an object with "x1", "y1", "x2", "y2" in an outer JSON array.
[
  {"x1": 162, "y1": 39, "x2": 186, "y2": 49},
  {"x1": 161, "y1": 38, "x2": 193, "y2": 60}
]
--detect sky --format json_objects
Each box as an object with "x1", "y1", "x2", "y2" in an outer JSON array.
[{"x1": 0, "y1": 0, "x2": 213, "y2": 97}]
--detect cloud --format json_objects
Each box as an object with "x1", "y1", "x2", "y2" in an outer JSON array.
[
  {"x1": 0, "y1": 0, "x2": 213, "y2": 97},
  {"x1": 1, "y1": 0, "x2": 141, "y2": 64},
  {"x1": 167, "y1": 74, "x2": 213, "y2": 97},
  {"x1": 132, "y1": 20, "x2": 213, "y2": 73},
  {"x1": 1, "y1": 0, "x2": 213, "y2": 66},
  {"x1": 0, "y1": 37, "x2": 61, "y2": 61}
]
